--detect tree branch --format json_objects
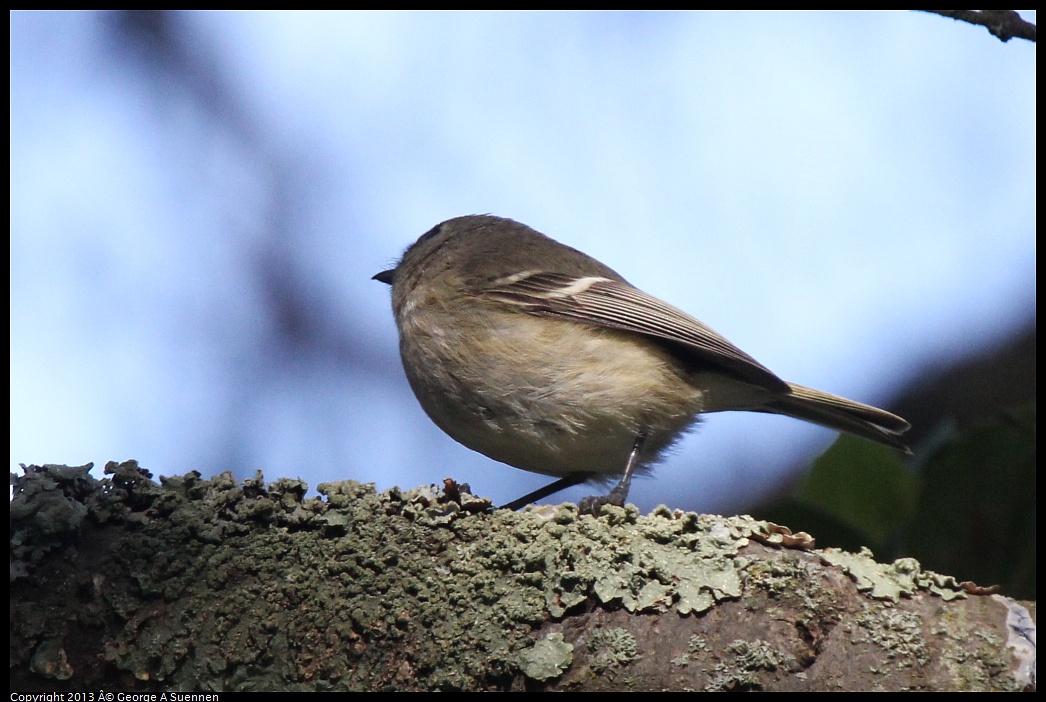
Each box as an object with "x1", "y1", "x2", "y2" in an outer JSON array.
[
  {"x1": 10, "y1": 462, "x2": 1035, "y2": 691},
  {"x1": 919, "y1": 10, "x2": 1037, "y2": 43}
]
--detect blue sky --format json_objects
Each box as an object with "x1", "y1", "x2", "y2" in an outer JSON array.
[{"x1": 10, "y1": 11, "x2": 1035, "y2": 512}]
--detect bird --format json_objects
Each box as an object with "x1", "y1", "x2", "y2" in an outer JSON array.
[{"x1": 374, "y1": 215, "x2": 910, "y2": 512}]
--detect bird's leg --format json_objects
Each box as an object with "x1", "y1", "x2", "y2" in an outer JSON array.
[
  {"x1": 499, "y1": 474, "x2": 588, "y2": 511},
  {"x1": 500, "y1": 433, "x2": 647, "y2": 513},
  {"x1": 577, "y1": 432, "x2": 646, "y2": 515}
]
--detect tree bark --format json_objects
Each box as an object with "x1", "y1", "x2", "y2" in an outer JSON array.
[{"x1": 10, "y1": 461, "x2": 1035, "y2": 692}]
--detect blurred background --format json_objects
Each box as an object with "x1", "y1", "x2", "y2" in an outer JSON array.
[{"x1": 11, "y1": 11, "x2": 1034, "y2": 547}]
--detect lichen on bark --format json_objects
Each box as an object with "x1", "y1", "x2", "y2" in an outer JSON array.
[{"x1": 10, "y1": 461, "x2": 1034, "y2": 691}]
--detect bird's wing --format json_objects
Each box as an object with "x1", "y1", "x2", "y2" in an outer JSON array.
[{"x1": 482, "y1": 271, "x2": 790, "y2": 393}]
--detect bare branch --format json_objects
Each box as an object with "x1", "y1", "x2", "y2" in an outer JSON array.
[{"x1": 919, "y1": 10, "x2": 1037, "y2": 43}]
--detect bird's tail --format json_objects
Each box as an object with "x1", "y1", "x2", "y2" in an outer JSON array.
[{"x1": 759, "y1": 383, "x2": 911, "y2": 453}]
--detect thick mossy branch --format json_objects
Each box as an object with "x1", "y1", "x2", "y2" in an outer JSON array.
[{"x1": 10, "y1": 462, "x2": 1035, "y2": 691}]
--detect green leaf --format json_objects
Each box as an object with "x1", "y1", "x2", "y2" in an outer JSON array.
[{"x1": 795, "y1": 434, "x2": 918, "y2": 550}]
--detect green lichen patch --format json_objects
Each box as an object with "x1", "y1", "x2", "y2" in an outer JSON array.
[
  {"x1": 517, "y1": 633, "x2": 573, "y2": 681},
  {"x1": 727, "y1": 638, "x2": 794, "y2": 672},
  {"x1": 584, "y1": 627, "x2": 639, "y2": 673},
  {"x1": 819, "y1": 547, "x2": 968, "y2": 602},
  {"x1": 852, "y1": 604, "x2": 930, "y2": 668},
  {"x1": 486, "y1": 506, "x2": 762, "y2": 618},
  {"x1": 10, "y1": 463, "x2": 93, "y2": 576}
]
